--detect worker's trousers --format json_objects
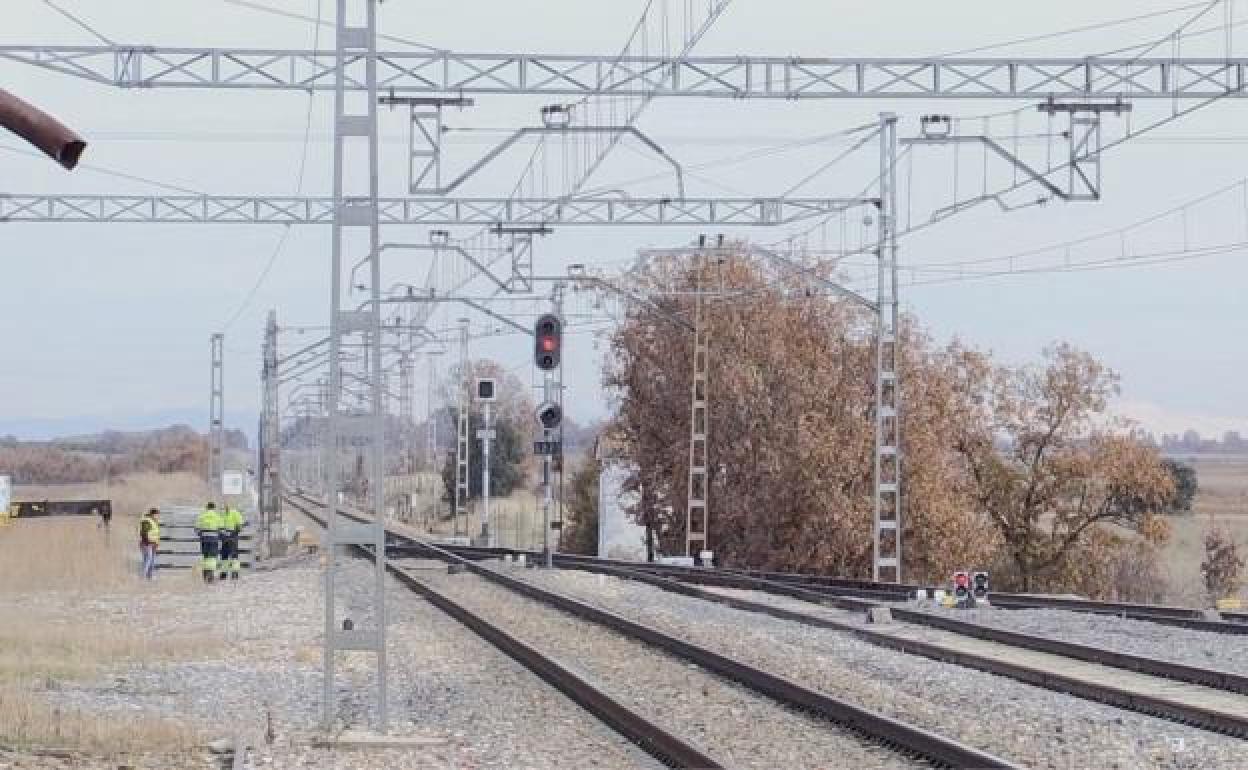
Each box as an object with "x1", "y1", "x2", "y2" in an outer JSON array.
[
  {"x1": 219, "y1": 533, "x2": 240, "y2": 579},
  {"x1": 198, "y1": 533, "x2": 220, "y2": 581}
]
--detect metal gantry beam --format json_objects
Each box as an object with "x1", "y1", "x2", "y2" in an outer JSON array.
[
  {"x1": 0, "y1": 194, "x2": 865, "y2": 226},
  {"x1": 6, "y1": 46, "x2": 1248, "y2": 99}
]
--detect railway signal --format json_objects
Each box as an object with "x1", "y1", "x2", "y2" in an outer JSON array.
[
  {"x1": 534, "y1": 314, "x2": 562, "y2": 371},
  {"x1": 972, "y1": 571, "x2": 990, "y2": 603},
  {"x1": 953, "y1": 571, "x2": 971, "y2": 608},
  {"x1": 536, "y1": 401, "x2": 562, "y2": 431}
]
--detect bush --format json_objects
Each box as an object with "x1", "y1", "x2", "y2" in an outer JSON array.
[{"x1": 1201, "y1": 525, "x2": 1245, "y2": 603}]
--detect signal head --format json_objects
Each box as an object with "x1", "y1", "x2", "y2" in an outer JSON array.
[
  {"x1": 536, "y1": 401, "x2": 562, "y2": 431},
  {"x1": 534, "y1": 314, "x2": 562, "y2": 371}
]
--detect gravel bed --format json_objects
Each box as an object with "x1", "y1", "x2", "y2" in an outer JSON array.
[
  {"x1": 412, "y1": 563, "x2": 918, "y2": 770},
  {"x1": 500, "y1": 565, "x2": 1246, "y2": 769},
  {"x1": 901, "y1": 603, "x2": 1248, "y2": 676},
  {"x1": 10, "y1": 554, "x2": 658, "y2": 770}
]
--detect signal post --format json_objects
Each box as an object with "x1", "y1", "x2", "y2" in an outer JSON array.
[{"x1": 533, "y1": 313, "x2": 563, "y2": 568}]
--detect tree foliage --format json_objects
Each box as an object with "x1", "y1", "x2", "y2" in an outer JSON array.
[
  {"x1": 605, "y1": 253, "x2": 993, "y2": 582},
  {"x1": 952, "y1": 344, "x2": 1174, "y2": 592},
  {"x1": 1202, "y1": 525, "x2": 1245, "y2": 602},
  {"x1": 0, "y1": 426, "x2": 210, "y2": 484},
  {"x1": 1161, "y1": 459, "x2": 1198, "y2": 513},
  {"x1": 604, "y1": 251, "x2": 1175, "y2": 596},
  {"x1": 437, "y1": 358, "x2": 534, "y2": 507},
  {"x1": 561, "y1": 454, "x2": 601, "y2": 556}
]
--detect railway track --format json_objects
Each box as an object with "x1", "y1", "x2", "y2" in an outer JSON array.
[
  {"x1": 285, "y1": 494, "x2": 1019, "y2": 769},
  {"x1": 526, "y1": 560, "x2": 1248, "y2": 738},
  {"x1": 438, "y1": 543, "x2": 1248, "y2": 634},
  {"x1": 353, "y1": 519, "x2": 1248, "y2": 740}
]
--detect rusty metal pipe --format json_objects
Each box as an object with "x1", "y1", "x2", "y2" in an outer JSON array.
[{"x1": 0, "y1": 88, "x2": 86, "y2": 170}]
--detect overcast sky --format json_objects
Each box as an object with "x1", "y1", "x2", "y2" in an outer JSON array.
[{"x1": 2, "y1": 0, "x2": 1247, "y2": 439}]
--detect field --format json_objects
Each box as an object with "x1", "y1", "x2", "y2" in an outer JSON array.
[
  {"x1": 0, "y1": 473, "x2": 216, "y2": 755},
  {"x1": 1160, "y1": 455, "x2": 1248, "y2": 604}
]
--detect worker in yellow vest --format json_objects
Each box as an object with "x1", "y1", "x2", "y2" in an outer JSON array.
[
  {"x1": 194, "y1": 503, "x2": 224, "y2": 584},
  {"x1": 219, "y1": 505, "x2": 245, "y2": 581},
  {"x1": 138, "y1": 508, "x2": 160, "y2": 580}
]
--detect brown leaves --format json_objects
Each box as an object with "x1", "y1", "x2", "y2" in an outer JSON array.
[
  {"x1": 604, "y1": 252, "x2": 989, "y2": 581},
  {"x1": 955, "y1": 345, "x2": 1174, "y2": 592}
]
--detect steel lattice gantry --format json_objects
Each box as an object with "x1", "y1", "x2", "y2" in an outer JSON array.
[
  {"x1": 0, "y1": 195, "x2": 867, "y2": 226},
  {"x1": 4, "y1": 46, "x2": 1248, "y2": 99}
]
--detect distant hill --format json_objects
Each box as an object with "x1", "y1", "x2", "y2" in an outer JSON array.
[{"x1": 0, "y1": 409, "x2": 257, "y2": 443}]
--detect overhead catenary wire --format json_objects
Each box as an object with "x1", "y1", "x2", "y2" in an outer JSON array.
[
  {"x1": 38, "y1": 0, "x2": 113, "y2": 44},
  {"x1": 221, "y1": 0, "x2": 446, "y2": 52},
  {"x1": 219, "y1": 0, "x2": 324, "y2": 332},
  {"x1": 0, "y1": 142, "x2": 204, "y2": 194}
]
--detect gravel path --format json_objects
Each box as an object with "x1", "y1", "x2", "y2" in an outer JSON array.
[
  {"x1": 902, "y1": 603, "x2": 1248, "y2": 676},
  {"x1": 14, "y1": 554, "x2": 659, "y2": 770},
  {"x1": 498, "y1": 564, "x2": 1248, "y2": 770},
  {"x1": 408, "y1": 562, "x2": 919, "y2": 770}
]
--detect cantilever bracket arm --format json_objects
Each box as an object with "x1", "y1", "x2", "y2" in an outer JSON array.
[
  {"x1": 427, "y1": 126, "x2": 685, "y2": 199},
  {"x1": 902, "y1": 135, "x2": 1068, "y2": 202},
  {"x1": 379, "y1": 241, "x2": 513, "y2": 294},
  {"x1": 378, "y1": 295, "x2": 534, "y2": 336},
  {"x1": 635, "y1": 244, "x2": 877, "y2": 311}
]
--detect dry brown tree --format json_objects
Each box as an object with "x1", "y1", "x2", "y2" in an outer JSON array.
[
  {"x1": 604, "y1": 251, "x2": 994, "y2": 581},
  {"x1": 951, "y1": 343, "x2": 1174, "y2": 594}
]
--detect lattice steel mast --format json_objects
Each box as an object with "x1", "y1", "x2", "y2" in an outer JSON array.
[
  {"x1": 873, "y1": 113, "x2": 902, "y2": 583},
  {"x1": 321, "y1": 0, "x2": 387, "y2": 732},
  {"x1": 208, "y1": 332, "x2": 225, "y2": 500},
  {"x1": 684, "y1": 244, "x2": 711, "y2": 561}
]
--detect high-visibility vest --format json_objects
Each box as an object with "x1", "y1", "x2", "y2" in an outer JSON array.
[
  {"x1": 140, "y1": 516, "x2": 160, "y2": 545},
  {"x1": 222, "y1": 508, "x2": 245, "y2": 533},
  {"x1": 196, "y1": 509, "x2": 223, "y2": 532}
]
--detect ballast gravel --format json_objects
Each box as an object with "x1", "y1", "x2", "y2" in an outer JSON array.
[
  {"x1": 20, "y1": 556, "x2": 660, "y2": 770},
  {"x1": 501, "y1": 564, "x2": 1246, "y2": 770},
  {"x1": 904, "y1": 603, "x2": 1248, "y2": 677},
  {"x1": 410, "y1": 562, "x2": 919, "y2": 770}
]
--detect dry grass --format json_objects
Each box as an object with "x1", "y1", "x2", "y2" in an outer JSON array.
[
  {"x1": 0, "y1": 689, "x2": 201, "y2": 754},
  {"x1": 0, "y1": 516, "x2": 146, "y2": 595},
  {"x1": 16, "y1": 471, "x2": 209, "y2": 521},
  {"x1": 0, "y1": 472, "x2": 217, "y2": 754},
  {"x1": 1159, "y1": 455, "x2": 1248, "y2": 604},
  {"x1": 0, "y1": 614, "x2": 214, "y2": 685}
]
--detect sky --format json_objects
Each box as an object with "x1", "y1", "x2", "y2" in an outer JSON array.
[{"x1": 2, "y1": 0, "x2": 1247, "y2": 440}]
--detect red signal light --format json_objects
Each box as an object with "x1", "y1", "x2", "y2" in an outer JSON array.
[{"x1": 540, "y1": 336, "x2": 556, "y2": 352}]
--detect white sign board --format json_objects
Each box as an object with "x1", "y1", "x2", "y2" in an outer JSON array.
[
  {"x1": 222, "y1": 471, "x2": 245, "y2": 497},
  {"x1": 0, "y1": 475, "x2": 10, "y2": 514}
]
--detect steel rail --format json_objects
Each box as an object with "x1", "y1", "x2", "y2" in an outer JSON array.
[
  {"x1": 399, "y1": 542, "x2": 1248, "y2": 697},
  {"x1": 617, "y1": 559, "x2": 1248, "y2": 635},
  {"x1": 285, "y1": 494, "x2": 1020, "y2": 769},
  {"x1": 284, "y1": 496, "x2": 721, "y2": 769},
  {"x1": 499, "y1": 559, "x2": 1248, "y2": 739}
]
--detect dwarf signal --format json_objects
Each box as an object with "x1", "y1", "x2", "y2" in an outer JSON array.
[
  {"x1": 972, "y1": 571, "x2": 990, "y2": 603},
  {"x1": 952, "y1": 571, "x2": 971, "y2": 608}
]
